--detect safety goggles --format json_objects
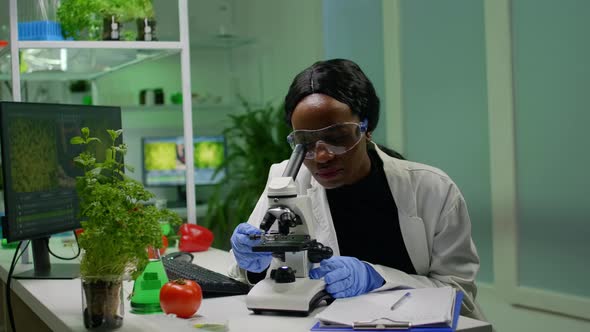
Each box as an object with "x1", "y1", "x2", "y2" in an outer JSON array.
[{"x1": 287, "y1": 119, "x2": 368, "y2": 159}]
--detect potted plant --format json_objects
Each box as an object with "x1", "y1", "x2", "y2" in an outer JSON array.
[
  {"x1": 56, "y1": 0, "x2": 102, "y2": 40},
  {"x1": 57, "y1": 0, "x2": 155, "y2": 41},
  {"x1": 71, "y1": 127, "x2": 181, "y2": 329},
  {"x1": 127, "y1": 0, "x2": 157, "y2": 41},
  {"x1": 203, "y1": 101, "x2": 292, "y2": 250},
  {"x1": 57, "y1": 0, "x2": 124, "y2": 40},
  {"x1": 99, "y1": 0, "x2": 134, "y2": 41},
  {"x1": 99, "y1": 0, "x2": 156, "y2": 41}
]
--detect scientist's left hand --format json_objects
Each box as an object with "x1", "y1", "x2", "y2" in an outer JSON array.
[{"x1": 309, "y1": 256, "x2": 384, "y2": 298}]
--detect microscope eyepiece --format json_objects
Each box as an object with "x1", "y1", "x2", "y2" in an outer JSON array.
[{"x1": 282, "y1": 144, "x2": 307, "y2": 179}]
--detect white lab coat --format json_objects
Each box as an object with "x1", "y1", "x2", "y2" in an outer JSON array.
[{"x1": 228, "y1": 143, "x2": 486, "y2": 320}]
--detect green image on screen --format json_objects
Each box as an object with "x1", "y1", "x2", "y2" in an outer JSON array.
[
  {"x1": 144, "y1": 142, "x2": 177, "y2": 171},
  {"x1": 142, "y1": 136, "x2": 225, "y2": 186},
  {"x1": 194, "y1": 141, "x2": 224, "y2": 169}
]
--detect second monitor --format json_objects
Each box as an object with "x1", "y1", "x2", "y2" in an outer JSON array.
[{"x1": 142, "y1": 135, "x2": 226, "y2": 187}]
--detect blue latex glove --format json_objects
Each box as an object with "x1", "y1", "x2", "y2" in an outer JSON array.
[
  {"x1": 230, "y1": 223, "x2": 272, "y2": 273},
  {"x1": 309, "y1": 256, "x2": 384, "y2": 298}
]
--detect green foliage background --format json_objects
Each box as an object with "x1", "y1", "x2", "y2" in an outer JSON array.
[
  {"x1": 57, "y1": 0, "x2": 155, "y2": 40},
  {"x1": 202, "y1": 102, "x2": 292, "y2": 250}
]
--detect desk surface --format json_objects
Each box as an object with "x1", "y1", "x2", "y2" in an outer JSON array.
[{"x1": 0, "y1": 240, "x2": 492, "y2": 332}]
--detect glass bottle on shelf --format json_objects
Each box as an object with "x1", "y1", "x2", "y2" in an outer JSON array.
[{"x1": 103, "y1": 16, "x2": 122, "y2": 41}]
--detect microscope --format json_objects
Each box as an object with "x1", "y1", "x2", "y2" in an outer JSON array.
[{"x1": 245, "y1": 144, "x2": 334, "y2": 316}]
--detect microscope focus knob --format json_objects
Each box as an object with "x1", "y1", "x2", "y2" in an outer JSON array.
[
  {"x1": 270, "y1": 266, "x2": 296, "y2": 283},
  {"x1": 307, "y1": 241, "x2": 334, "y2": 263}
]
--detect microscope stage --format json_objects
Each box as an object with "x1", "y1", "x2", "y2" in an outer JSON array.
[{"x1": 246, "y1": 278, "x2": 332, "y2": 316}]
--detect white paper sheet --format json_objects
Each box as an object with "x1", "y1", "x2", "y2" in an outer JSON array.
[{"x1": 315, "y1": 286, "x2": 456, "y2": 328}]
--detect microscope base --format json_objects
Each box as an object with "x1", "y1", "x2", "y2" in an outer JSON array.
[{"x1": 246, "y1": 278, "x2": 333, "y2": 316}]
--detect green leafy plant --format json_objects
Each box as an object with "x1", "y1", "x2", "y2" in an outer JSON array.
[
  {"x1": 122, "y1": 0, "x2": 155, "y2": 19},
  {"x1": 56, "y1": 0, "x2": 102, "y2": 40},
  {"x1": 71, "y1": 127, "x2": 181, "y2": 279},
  {"x1": 202, "y1": 101, "x2": 292, "y2": 250},
  {"x1": 57, "y1": 0, "x2": 155, "y2": 40}
]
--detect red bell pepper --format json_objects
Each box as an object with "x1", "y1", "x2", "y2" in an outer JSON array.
[{"x1": 178, "y1": 224, "x2": 214, "y2": 252}]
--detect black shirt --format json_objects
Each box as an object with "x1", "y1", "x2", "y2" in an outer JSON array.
[{"x1": 326, "y1": 149, "x2": 416, "y2": 275}]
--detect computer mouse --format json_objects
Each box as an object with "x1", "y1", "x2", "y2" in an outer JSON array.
[{"x1": 163, "y1": 251, "x2": 194, "y2": 263}]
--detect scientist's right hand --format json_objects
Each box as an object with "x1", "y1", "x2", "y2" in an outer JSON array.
[{"x1": 230, "y1": 223, "x2": 272, "y2": 273}]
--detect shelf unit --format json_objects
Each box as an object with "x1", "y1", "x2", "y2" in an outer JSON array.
[
  {"x1": 0, "y1": 46, "x2": 179, "y2": 81},
  {"x1": 6, "y1": 0, "x2": 199, "y2": 224},
  {"x1": 0, "y1": 35, "x2": 256, "y2": 82},
  {"x1": 121, "y1": 104, "x2": 241, "y2": 131}
]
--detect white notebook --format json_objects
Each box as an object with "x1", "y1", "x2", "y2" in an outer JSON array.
[{"x1": 315, "y1": 286, "x2": 457, "y2": 328}]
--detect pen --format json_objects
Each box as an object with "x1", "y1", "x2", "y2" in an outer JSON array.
[{"x1": 390, "y1": 292, "x2": 411, "y2": 310}]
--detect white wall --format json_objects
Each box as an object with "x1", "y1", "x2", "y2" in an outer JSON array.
[
  {"x1": 232, "y1": 0, "x2": 324, "y2": 104},
  {"x1": 383, "y1": 0, "x2": 590, "y2": 331},
  {"x1": 91, "y1": 0, "x2": 324, "y2": 203}
]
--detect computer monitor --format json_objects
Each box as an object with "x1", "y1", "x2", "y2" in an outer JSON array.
[
  {"x1": 142, "y1": 136, "x2": 226, "y2": 199},
  {"x1": 0, "y1": 101, "x2": 122, "y2": 279}
]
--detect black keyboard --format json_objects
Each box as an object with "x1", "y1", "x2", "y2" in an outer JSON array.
[{"x1": 162, "y1": 258, "x2": 251, "y2": 298}]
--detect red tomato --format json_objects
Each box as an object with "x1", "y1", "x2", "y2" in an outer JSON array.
[{"x1": 159, "y1": 279, "x2": 202, "y2": 318}]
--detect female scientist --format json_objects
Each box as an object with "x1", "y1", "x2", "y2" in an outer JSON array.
[{"x1": 228, "y1": 58, "x2": 485, "y2": 320}]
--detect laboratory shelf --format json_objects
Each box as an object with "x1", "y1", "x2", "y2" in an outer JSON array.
[
  {"x1": 17, "y1": 40, "x2": 184, "y2": 50},
  {"x1": 0, "y1": 43, "x2": 180, "y2": 81},
  {"x1": 122, "y1": 103, "x2": 241, "y2": 112},
  {"x1": 121, "y1": 105, "x2": 240, "y2": 130},
  {"x1": 190, "y1": 34, "x2": 255, "y2": 49},
  {"x1": 0, "y1": 36, "x2": 255, "y2": 82}
]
